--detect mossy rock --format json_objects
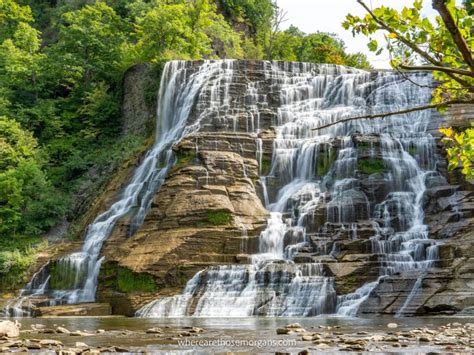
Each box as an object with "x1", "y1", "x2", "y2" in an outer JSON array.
[
  {"x1": 357, "y1": 158, "x2": 386, "y2": 174},
  {"x1": 206, "y1": 211, "x2": 232, "y2": 225},
  {"x1": 175, "y1": 150, "x2": 197, "y2": 167},
  {"x1": 260, "y1": 157, "x2": 272, "y2": 176},
  {"x1": 100, "y1": 263, "x2": 157, "y2": 294},
  {"x1": 316, "y1": 146, "x2": 337, "y2": 177},
  {"x1": 49, "y1": 260, "x2": 87, "y2": 290},
  {"x1": 336, "y1": 273, "x2": 361, "y2": 294}
]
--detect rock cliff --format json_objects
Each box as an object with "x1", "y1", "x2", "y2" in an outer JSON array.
[
  {"x1": 93, "y1": 61, "x2": 473, "y2": 316},
  {"x1": 9, "y1": 61, "x2": 471, "y2": 318}
]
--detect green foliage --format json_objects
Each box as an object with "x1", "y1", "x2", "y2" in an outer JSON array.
[
  {"x1": 101, "y1": 262, "x2": 156, "y2": 293},
  {"x1": 440, "y1": 125, "x2": 474, "y2": 179},
  {"x1": 206, "y1": 211, "x2": 232, "y2": 225},
  {"x1": 270, "y1": 27, "x2": 372, "y2": 69},
  {"x1": 0, "y1": 116, "x2": 66, "y2": 236},
  {"x1": 357, "y1": 158, "x2": 386, "y2": 174},
  {"x1": 0, "y1": 236, "x2": 46, "y2": 291},
  {"x1": 117, "y1": 267, "x2": 156, "y2": 293},
  {"x1": 0, "y1": 0, "x2": 34, "y2": 42}
]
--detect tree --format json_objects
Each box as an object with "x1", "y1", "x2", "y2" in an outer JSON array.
[
  {"x1": 299, "y1": 32, "x2": 347, "y2": 65},
  {"x1": 0, "y1": 0, "x2": 33, "y2": 42},
  {"x1": 0, "y1": 116, "x2": 65, "y2": 236},
  {"x1": 269, "y1": 27, "x2": 372, "y2": 69},
  {"x1": 337, "y1": 0, "x2": 473, "y2": 177},
  {"x1": 46, "y1": 1, "x2": 127, "y2": 90},
  {"x1": 131, "y1": 0, "x2": 242, "y2": 62}
]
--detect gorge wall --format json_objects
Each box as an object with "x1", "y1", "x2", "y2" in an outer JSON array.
[
  {"x1": 98, "y1": 61, "x2": 473, "y2": 316},
  {"x1": 5, "y1": 60, "x2": 473, "y2": 318}
]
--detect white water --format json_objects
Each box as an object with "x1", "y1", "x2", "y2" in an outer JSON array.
[
  {"x1": 7, "y1": 60, "x2": 447, "y2": 318},
  {"x1": 138, "y1": 61, "x2": 446, "y2": 318},
  {"x1": 5, "y1": 60, "x2": 240, "y2": 316}
]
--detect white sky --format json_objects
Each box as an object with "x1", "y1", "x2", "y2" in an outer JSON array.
[{"x1": 276, "y1": 0, "x2": 438, "y2": 69}]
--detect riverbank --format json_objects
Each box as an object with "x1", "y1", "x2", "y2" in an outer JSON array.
[{"x1": 0, "y1": 316, "x2": 472, "y2": 353}]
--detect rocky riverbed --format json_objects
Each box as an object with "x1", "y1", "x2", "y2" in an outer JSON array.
[
  {"x1": 0, "y1": 316, "x2": 473, "y2": 353},
  {"x1": 276, "y1": 321, "x2": 474, "y2": 353}
]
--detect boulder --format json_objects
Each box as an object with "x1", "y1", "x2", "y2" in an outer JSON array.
[{"x1": 0, "y1": 320, "x2": 20, "y2": 337}]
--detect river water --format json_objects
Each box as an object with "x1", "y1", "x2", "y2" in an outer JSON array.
[{"x1": 5, "y1": 315, "x2": 472, "y2": 353}]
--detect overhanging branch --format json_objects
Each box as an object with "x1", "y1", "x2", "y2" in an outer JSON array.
[
  {"x1": 399, "y1": 64, "x2": 474, "y2": 78},
  {"x1": 311, "y1": 99, "x2": 473, "y2": 131},
  {"x1": 432, "y1": 0, "x2": 474, "y2": 72},
  {"x1": 357, "y1": 0, "x2": 473, "y2": 89}
]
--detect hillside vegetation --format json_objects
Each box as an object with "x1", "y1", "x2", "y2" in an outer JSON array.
[{"x1": 0, "y1": 0, "x2": 370, "y2": 281}]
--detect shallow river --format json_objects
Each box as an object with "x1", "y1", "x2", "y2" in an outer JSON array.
[{"x1": 2, "y1": 315, "x2": 473, "y2": 353}]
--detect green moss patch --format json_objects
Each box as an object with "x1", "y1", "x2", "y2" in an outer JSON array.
[
  {"x1": 260, "y1": 157, "x2": 272, "y2": 176},
  {"x1": 175, "y1": 150, "x2": 197, "y2": 167},
  {"x1": 316, "y1": 146, "x2": 337, "y2": 177},
  {"x1": 100, "y1": 263, "x2": 157, "y2": 294},
  {"x1": 49, "y1": 260, "x2": 86, "y2": 290},
  {"x1": 116, "y1": 268, "x2": 156, "y2": 293},
  {"x1": 357, "y1": 158, "x2": 386, "y2": 174},
  {"x1": 206, "y1": 211, "x2": 232, "y2": 225}
]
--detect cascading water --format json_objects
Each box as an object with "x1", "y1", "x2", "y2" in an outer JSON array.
[
  {"x1": 138, "y1": 61, "x2": 448, "y2": 318},
  {"x1": 4, "y1": 60, "x2": 238, "y2": 316}
]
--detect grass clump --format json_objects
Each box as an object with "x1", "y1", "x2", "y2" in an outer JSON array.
[
  {"x1": 100, "y1": 262, "x2": 156, "y2": 293},
  {"x1": 357, "y1": 158, "x2": 386, "y2": 174},
  {"x1": 206, "y1": 211, "x2": 232, "y2": 225},
  {"x1": 0, "y1": 236, "x2": 47, "y2": 292},
  {"x1": 117, "y1": 268, "x2": 156, "y2": 293}
]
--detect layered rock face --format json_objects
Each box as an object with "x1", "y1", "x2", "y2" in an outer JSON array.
[
  {"x1": 9, "y1": 60, "x2": 472, "y2": 317},
  {"x1": 98, "y1": 61, "x2": 473, "y2": 316}
]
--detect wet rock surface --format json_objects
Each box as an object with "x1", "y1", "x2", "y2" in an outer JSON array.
[{"x1": 7, "y1": 61, "x2": 472, "y2": 318}]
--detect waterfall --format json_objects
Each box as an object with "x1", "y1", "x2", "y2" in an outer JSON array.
[
  {"x1": 137, "y1": 61, "x2": 445, "y2": 318},
  {"x1": 4, "y1": 60, "x2": 237, "y2": 316}
]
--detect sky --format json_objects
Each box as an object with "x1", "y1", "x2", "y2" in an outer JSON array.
[{"x1": 276, "y1": 0, "x2": 438, "y2": 69}]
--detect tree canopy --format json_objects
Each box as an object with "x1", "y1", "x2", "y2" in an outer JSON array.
[{"x1": 0, "y1": 0, "x2": 373, "y2": 242}]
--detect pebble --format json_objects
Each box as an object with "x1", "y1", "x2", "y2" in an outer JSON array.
[
  {"x1": 418, "y1": 336, "x2": 432, "y2": 342},
  {"x1": 25, "y1": 342, "x2": 42, "y2": 350},
  {"x1": 286, "y1": 323, "x2": 303, "y2": 329},
  {"x1": 315, "y1": 343, "x2": 330, "y2": 349},
  {"x1": 56, "y1": 326, "x2": 71, "y2": 334},
  {"x1": 387, "y1": 323, "x2": 398, "y2": 329},
  {"x1": 39, "y1": 339, "x2": 63, "y2": 346},
  {"x1": 146, "y1": 327, "x2": 162, "y2": 334},
  {"x1": 189, "y1": 327, "x2": 205, "y2": 333},
  {"x1": 75, "y1": 342, "x2": 89, "y2": 348}
]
